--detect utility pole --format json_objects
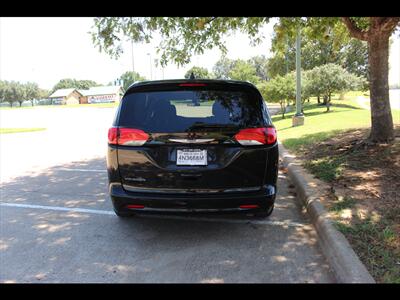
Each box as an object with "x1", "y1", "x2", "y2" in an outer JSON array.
[
  {"x1": 131, "y1": 40, "x2": 135, "y2": 82},
  {"x1": 292, "y1": 26, "x2": 305, "y2": 127},
  {"x1": 285, "y1": 35, "x2": 289, "y2": 75},
  {"x1": 147, "y1": 53, "x2": 152, "y2": 80}
]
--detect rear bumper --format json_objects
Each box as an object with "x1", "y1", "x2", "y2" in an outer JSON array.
[{"x1": 109, "y1": 183, "x2": 276, "y2": 214}]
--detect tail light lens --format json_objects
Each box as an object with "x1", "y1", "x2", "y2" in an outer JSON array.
[
  {"x1": 239, "y1": 204, "x2": 259, "y2": 209},
  {"x1": 234, "y1": 127, "x2": 277, "y2": 146},
  {"x1": 126, "y1": 204, "x2": 145, "y2": 209},
  {"x1": 108, "y1": 127, "x2": 118, "y2": 145},
  {"x1": 108, "y1": 127, "x2": 149, "y2": 146}
]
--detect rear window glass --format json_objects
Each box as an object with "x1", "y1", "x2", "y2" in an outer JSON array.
[{"x1": 118, "y1": 89, "x2": 265, "y2": 133}]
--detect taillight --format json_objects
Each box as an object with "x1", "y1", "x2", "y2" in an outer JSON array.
[
  {"x1": 234, "y1": 127, "x2": 277, "y2": 146},
  {"x1": 118, "y1": 128, "x2": 149, "y2": 146},
  {"x1": 108, "y1": 127, "x2": 149, "y2": 146},
  {"x1": 126, "y1": 204, "x2": 145, "y2": 209},
  {"x1": 108, "y1": 127, "x2": 118, "y2": 145},
  {"x1": 239, "y1": 204, "x2": 259, "y2": 209}
]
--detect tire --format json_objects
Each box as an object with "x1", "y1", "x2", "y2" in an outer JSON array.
[
  {"x1": 114, "y1": 208, "x2": 135, "y2": 218},
  {"x1": 254, "y1": 204, "x2": 274, "y2": 218}
]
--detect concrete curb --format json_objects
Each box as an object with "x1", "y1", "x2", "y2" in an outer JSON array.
[{"x1": 278, "y1": 143, "x2": 375, "y2": 283}]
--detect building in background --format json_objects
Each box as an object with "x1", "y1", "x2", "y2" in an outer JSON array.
[
  {"x1": 78, "y1": 86, "x2": 123, "y2": 104},
  {"x1": 48, "y1": 88, "x2": 83, "y2": 105}
]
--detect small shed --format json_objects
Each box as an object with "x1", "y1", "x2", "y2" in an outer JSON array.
[{"x1": 49, "y1": 88, "x2": 83, "y2": 105}]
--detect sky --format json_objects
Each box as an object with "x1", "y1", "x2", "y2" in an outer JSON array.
[
  {"x1": 0, "y1": 17, "x2": 399, "y2": 90},
  {"x1": 0, "y1": 17, "x2": 275, "y2": 90}
]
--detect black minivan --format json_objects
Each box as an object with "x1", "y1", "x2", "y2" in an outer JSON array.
[{"x1": 107, "y1": 79, "x2": 278, "y2": 218}]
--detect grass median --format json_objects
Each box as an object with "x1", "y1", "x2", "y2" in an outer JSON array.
[
  {"x1": 0, "y1": 128, "x2": 47, "y2": 134},
  {"x1": 272, "y1": 92, "x2": 400, "y2": 283}
]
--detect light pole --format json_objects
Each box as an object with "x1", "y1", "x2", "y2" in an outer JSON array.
[
  {"x1": 292, "y1": 26, "x2": 305, "y2": 127},
  {"x1": 147, "y1": 53, "x2": 152, "y2": 80},
  {"x1": 131, "y1": 40, "x2": 135, "y2": 82}
]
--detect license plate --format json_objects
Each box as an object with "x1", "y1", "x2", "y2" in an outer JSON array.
[{"x1": 177, "y1": 149, "x2": 207, "y2": 166}]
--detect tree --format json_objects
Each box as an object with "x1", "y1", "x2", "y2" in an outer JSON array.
[
  {"x1": 340, "y1": 39, "x2": 369, "y2": 84},
  {"x1": 184, "y1": 66, "x2": 212, "y2": 79},
  {"x1": 91, "y1": 17, "x2": 400, "y2": 143},
  {"x1": 306, "y1": 63, "x2": 365, "y2": 111},
  {"x1": 213, "y1": 56, "x2": 236, "y2": 79},
  {"x1": 228, "y1": 59, "x2": 260, "y2": 84},
  {"x1": 212, "y1": 57, "x2": 266, "y2": 83},
  {"x1": 258, "y1": 73, "x2": 296, "y2": 118},
  {"x1": 248, "y1": 55, "x2": 269, "y2": 81},
  {"x1": 258, "y1": 78, "x2": 287, "y2": 118},
  {"x1": 51, "y1": 79, "x2": 100, "y2": 94},
  {"x1": 15, "y1": 82, "x2": 27, "y2": 107},
  {"x1": 24, "y1": 82, "x2": 40, "y2": 106},
  {"x1": 119, "y1": 71, "x2": 147, "y2": 91},
  {"x1": 268, "y1": 29, "x2": 369, "y2": 82},
  {"x1": 0, "y1": 81, "x2": 8, "y2": 105},
  {"x1": 0, "y1": 81, "x2": 14, "y2": 107},
  {"x1": 5, "y1": 81, "x2": 22, "y2": 107}
]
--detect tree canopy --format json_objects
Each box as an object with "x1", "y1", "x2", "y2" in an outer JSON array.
[
  {"x1": 267, "y1": 32, "x2": 369, "y2": 81},
  {"x1": 91, "y1": 17, "x2": 400, "y2": 142},
  {"x1": 0, "y1": 80, "x2": 44, "y2": 107},
  {"x1": 51, "y1": 78, "x2": 100, "y2": 94},
  {"x1": 91, "y1": 17, "x2": 268, "y2": 67},
  {"x1": 119, "y1": 71, "x2": 147, "y2": 91},
  {"x1": 184, "y1": 66, "x2": 212, "y2": 79}
]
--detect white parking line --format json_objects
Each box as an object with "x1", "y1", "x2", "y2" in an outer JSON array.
[
  {"x1": 0, "y1": 202, "x2": 114, "y2": 215},
  {"x1": 0, "y1": 202, "x2": 306, "y2": 227},
  {"x1": 57, "y1": 168, "x2": 107, "y2": 173}
]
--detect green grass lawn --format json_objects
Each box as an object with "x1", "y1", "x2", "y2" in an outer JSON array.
[
  {"x1": 273, "y1": 95, "x2": 400, "y2": 151},
  {"x1": 0, "y1": 128, "x2": 47, "y2": 134}
]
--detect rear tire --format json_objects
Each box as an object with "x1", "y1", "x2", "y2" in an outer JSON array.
[
  {"x1": 254, "y1": 204, "x2": 274, "y2": 218},
  {"x1": 114, "y1": 208, "x2": 135, "y2": 218}
]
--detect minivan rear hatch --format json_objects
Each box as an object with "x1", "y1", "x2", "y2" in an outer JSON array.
[{"x1": 114, "y1": 81, "x2": 274, "y2": 193}]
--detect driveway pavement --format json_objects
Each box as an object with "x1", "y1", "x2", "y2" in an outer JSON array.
[{"x1": 0, "y1": 106, "x2": 334, "y2": 283}]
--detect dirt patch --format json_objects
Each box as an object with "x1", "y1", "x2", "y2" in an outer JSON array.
[{"x1": 293, "y1": 125, "x2": 400, "y2": 283}]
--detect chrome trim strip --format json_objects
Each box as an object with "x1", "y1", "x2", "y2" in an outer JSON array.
[
  {"x1": 132, "y1": 207, "x2": 243, "y2": 213},
  {"x1": 168, "y1": 138, "x2": 215, "y2": 143},
  {"x1": 122, "y1": 185, "x2": 261, "y2": 194}
]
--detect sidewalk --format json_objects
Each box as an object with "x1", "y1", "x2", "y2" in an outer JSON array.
[{"x1": 356, "y1": 89, "x2": 400, "y2": 110}]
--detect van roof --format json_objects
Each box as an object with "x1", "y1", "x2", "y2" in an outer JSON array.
[{"x1": 125, "y1": 79, "x2": 258, "y2": 94}]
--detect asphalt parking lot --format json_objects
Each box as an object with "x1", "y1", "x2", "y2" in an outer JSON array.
[{"x1": 0, "y1": 106, "x2": 334, "y2": 283}]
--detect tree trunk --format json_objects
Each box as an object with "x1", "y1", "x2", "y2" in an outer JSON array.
[
  {"x1": 280, "y1": 102, "x2": 285, "y2": 119},
  {"x1": 368, "y1": 33, "x2": 394, "y2": 142},
  {"x1": 325, "y1": 94, "x2": 330, "y2": 112},
  {"x1": 317, "y1": 95, "x2": 320, "y2": 104}
]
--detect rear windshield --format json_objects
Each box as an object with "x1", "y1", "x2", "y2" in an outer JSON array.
[{"x1": 118, "y1": 89, "x2": 266, "y2": 133}]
